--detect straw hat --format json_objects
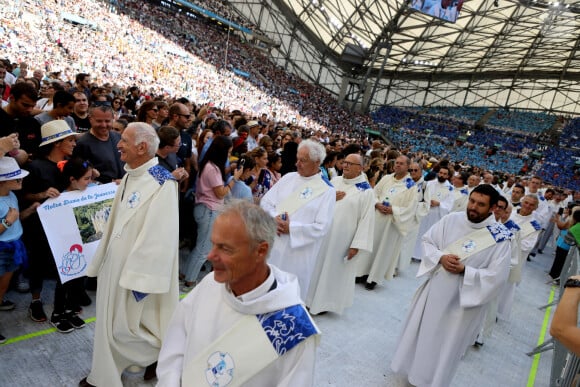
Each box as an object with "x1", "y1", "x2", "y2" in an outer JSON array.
[
  {"x1": 0, "y1": 157, "x2": 29, "y2": 181},
  {"x1": 39, "y1": 120, "x2": 76, "y2": 147}
]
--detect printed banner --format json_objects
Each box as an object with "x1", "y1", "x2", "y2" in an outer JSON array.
[{"x1": 37, "y1": 183, "x2": 117, "y2": 284}]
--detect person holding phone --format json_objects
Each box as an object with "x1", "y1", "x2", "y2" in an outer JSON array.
[
  {"x1": 548, "y1": 205, "x2": 580, "y2": 280},
  {"x1": 227, "y1": 155, "x2": 254, "y2": 203}
]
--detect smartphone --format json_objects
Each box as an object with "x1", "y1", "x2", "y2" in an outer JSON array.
[
  {"x1": 281, "y1": 213, "x2": 287, "y2": 221},
  {"x1": 237, "y1": 158, "x2": 245, "y2": 170},
  {"x1": 558, "y1": 207, "x2": 564, "y2": 215}
]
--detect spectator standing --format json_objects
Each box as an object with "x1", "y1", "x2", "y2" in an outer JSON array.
[
  {"x1": 182, "y1": 136, "x2": 243, "y2": 290},
  {"x1": 73, "y1": 105, "x2": 124, "y2": 184},
  {"x1": 0, "y1": 158, "x2": 36, "y2": 343}
]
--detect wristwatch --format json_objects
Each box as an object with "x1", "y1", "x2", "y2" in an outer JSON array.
[
  {"x1": 564, "y1": 278, "x2": 580, "y2": 288},
  {"x1": 1, "y1": 218, "x2": 11, "y2": 228}
]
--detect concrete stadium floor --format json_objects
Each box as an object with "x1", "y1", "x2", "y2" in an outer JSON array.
[{"x1": 0, "y1": 246, "x2": 559, "y2": 386}]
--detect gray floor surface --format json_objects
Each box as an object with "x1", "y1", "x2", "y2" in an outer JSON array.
[{"x1": 0, "y1": 246, "x2": 559, "y2": 386}]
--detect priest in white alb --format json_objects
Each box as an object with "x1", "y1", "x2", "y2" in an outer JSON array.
[
  {"x1": 497, "y1": 194, "x2": 541, "y2": 320},
  {"x1": 412, "y1": 165, "x2": 455, "y2": 260},
  {"x1": 261, "y1": 139, "x2": 335, "y2": 300},
  {"x1": 451, "y1": 172, "x2": 469, "y2": 213},
  {"x1": 80, "y1": 123, "x2": 180, "y2": 387},
  {"x1": 356, "y1": 155, "x2": 418, "y2": 290},
  {"x1": 391, "y1": 184, "x2": 512, "y2": 387},
  {"x1": 306, "y1": 153, "x2": 374, "y2": 315},
  {"x1": 157, "y1": 201, "x2": 319, "y2": 386},
  {"x1": 398, "y1": 162, "x2": 429, "y2": 272}
]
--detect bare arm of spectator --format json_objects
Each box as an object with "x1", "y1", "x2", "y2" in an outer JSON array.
[
  {"x1": 550, "y1": 275, "x2": 580, "y2": 357},
  {"x1": 0, "y1": 134, "x2": 20, "y2": 157}
]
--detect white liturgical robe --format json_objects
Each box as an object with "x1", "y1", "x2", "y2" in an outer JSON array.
[
  {"x1": 157, "y1": 265, "x2": 319, "y2": 387},
  {"x1": 357, "y1": 173, "x2": 418, "y2": 283},
  {"x1": 398, "y1": 178, "x2": 430, "y2": 272},
  {"x1": 261, "y1": 172, "x2": 335, "y2": 300},
  {"x1": 86, "y1": 158, "x2": 180, "y2": 387},
  {"x1": 497, "y1": 210, "x2": 540, "y2": 320},
  {"x1": 306, "y1": 173, "x2": 375, "y2": 314},
  {"x1": 412, "y1": 179, "x2": 455, "y2": 259},
  {"x1": 391, "y1": 212, "x2": 511, "y2": 387}
]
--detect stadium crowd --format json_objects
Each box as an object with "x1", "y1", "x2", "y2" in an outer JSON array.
[{"x1": 1, "y1": 0, "x2": 580, "y2": 385}]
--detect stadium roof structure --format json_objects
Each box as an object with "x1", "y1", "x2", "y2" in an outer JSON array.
[{"x1": 228, "y1": 0, "x2": 580, "y2": 115}]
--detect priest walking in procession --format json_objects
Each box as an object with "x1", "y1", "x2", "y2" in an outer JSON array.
[
  {"x1": 260, "y1": 139, "x2": 335, "y2": 300},
  {"x1": 356, "y1": 155, "x2": 418, "y2": 290},
  {"x1": 80, "y1": 123, "x2": 180, "y2": 387},
  {"x1": 391, "y1": 184, "x2": 512, "y2": 387},
  {"x1": 306, "y1": 153, "x2": 374, "y2": 315}
]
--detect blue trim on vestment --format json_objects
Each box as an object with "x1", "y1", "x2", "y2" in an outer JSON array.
[
  {"x1": 355, "y1": 181, "x2": 371, "y2": 191},
  {"x1": 148, "y1": 164, "x2": 176, "y2": 185},
  {"x1": 257, "y1": 304, "x2": 318, "y2": 356}
]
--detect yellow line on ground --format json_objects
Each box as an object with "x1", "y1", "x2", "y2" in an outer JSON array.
[
  {"x1": 526, "y1": 286, "x2": 556, "y2": 387},
  {"x1": 1, "y1": 317, "x2": 96, "y2": 346},
  {"x1": 1, "y1": 294, "x2": 189, "y2": 346}
]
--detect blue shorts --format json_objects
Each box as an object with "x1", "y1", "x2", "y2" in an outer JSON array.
[{"x1": 0, "y1": 250, "x2": 17, "y2": 276}]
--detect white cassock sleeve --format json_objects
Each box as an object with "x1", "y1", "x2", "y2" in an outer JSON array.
[
  {"x1": 520, "y1": 230, "x2": 540, "y2": 252},
  {"x1": 417, "y1": 215, "x2": 452, "y2": 277},
  {"x1": 439, "y1": 186, "x2": 455, "y2": 215},
  {"x1": 288, "y1": 189, "x2": 335, "y2": 249},
  {"x1": 157, "y1": 300, "x2": 189, "y2": 387},
  {"x1": 461, "y1": 239, "x2": 510, "y2": 307},
  {"x1": 350, "y1": 190, "x2": 375, "y2": 252},
  {"x1": 391, "y1": 187, "x2": 419, "y2": 237}
]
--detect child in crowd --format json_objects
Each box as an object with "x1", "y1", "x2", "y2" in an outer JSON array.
[
  {"x1": 0, "y1": 157, "x2": 38, "y2": 343},
  {"x1": 46, "y1": 158, "x2": 96, "y2": 333}
]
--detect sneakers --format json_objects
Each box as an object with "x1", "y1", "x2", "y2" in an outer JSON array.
[
  {"x1": 50, "y1": 313, "x2": 74, "y2": 333},
  {"x1": 29, "y1": 300, "x2": 48, "y2": 322},
  {"x1": 66, "y1": 312, "x2": 86, "y2": 329},
  {"x1": 0, "y1": 300, "x2": 15, "y2": 311},
  {"x1": 0, "y1": 333, "x2": 6, "y2": 344}
]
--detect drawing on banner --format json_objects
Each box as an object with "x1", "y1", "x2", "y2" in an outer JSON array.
[
  {"x1": 73, "y1": 199, "x2": 113, "y2": 243},
  {"x1": 59, "y1": 244, "x2": 87, "y2": 276}
]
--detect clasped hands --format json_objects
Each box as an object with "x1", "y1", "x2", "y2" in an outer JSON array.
[
  {"x1": 440, "y1": 254, "x2": 465, "y2": 275},
  {"x1": 375, "y1": 202, "x2": 393, "y2": 215}
]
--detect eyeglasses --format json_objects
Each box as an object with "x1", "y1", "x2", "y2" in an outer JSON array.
[
  {"x1": 409, "y1": 169, "x2": 420, "y2": 172},
  {"x1": 343, "y1": 161, "x2": 362, "y2": 167},
  {"x1": 91, "y1": 101, "x2": 111, "y2": 107},
  {"x1": 150, "y1": 109, "x2": 159, "y2": 112},
  {"x1": 177, "y1": 113, "x2": 191, "y2": 119}
]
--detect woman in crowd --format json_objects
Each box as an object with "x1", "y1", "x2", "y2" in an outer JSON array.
[
  {"x1": 321, "y1": 151, "x2": 338, "y2": 180},
  {"x1": 182, "y1": 136, "x2": 242, "y2": 290},
  {"x1": 226, "y1": 154, "x2": 255, "y2": 203},
  {"x1": 267, "y1": 152, "x2": 282, "y2": 186},
  {"x1": 246, "y1": 146, "x2": 272, "y2": 203},
  {"x1": 111, "y1": 97, "x2": 125, "y2": 119},
  {"x1": 152, "y1": 101, "x2": 169, "y2": 129},
  {"x1": 136, "y1": 101, "x2": 158, "y2": 125},
  {"x1": 21, "y1": 120, "x2": 86, "y2": 333}
]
